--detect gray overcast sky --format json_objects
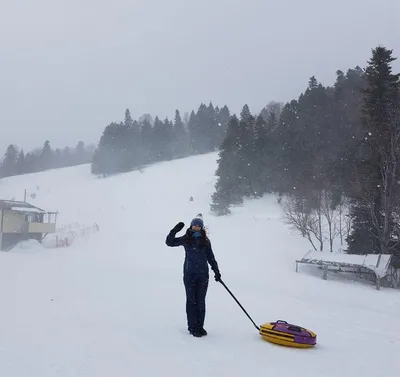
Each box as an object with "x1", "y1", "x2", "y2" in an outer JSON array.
[{"x1": 1, "y1": 0, "x2": 399, "y2": 152}]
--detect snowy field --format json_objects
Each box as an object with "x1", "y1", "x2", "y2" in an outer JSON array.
[{"x1": 0, "y1": 152, "x2": 398, "y2": 377}]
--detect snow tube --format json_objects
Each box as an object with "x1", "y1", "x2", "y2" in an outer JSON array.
[{"x1": 259, "y1": 320, "x2": 316, "y2": 348}]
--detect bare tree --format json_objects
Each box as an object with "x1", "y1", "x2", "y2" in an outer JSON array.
[
  {"x1": 322, "y1": 192, "x2": 353, "y2": 252},
  {"x1": 281, "y1": 196, "x2": 319, "y2": 251},
  {"x1": 337, "y1": 196, "x2": 351, "y2": 246},
  {"x1": 260, "y1": 101, "x2": 283, "y2": 124},
  {"x1": 282, "y1": 191, "x2": 352, "y2": 253},
  {"x1": 320, "y1": 191, "x2": 334, "y2": 252}
]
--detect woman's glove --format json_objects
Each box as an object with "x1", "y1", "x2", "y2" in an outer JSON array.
[{"x1": 171, "y1": 222, "x2": 185, "y2": 234}]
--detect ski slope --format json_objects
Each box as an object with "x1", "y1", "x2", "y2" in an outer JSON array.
[{"x1": 0, "y1": 153, "x2": 398, "y2": 377}]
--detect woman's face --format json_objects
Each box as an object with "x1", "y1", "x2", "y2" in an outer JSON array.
[{"x1": 191, "y1": 225, "x2": 201, "y2": 232}]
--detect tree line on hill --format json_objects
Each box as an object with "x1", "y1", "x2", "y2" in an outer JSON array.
[
  {"x1": 0, "y1": 141, "x2": 95, "y2": 178},
  {"x1": 91, "y1": 103, "x2": 231, "y2": 175},
  {"x1": 211, "y1": 46, "x2": 400, "y2": 265}
]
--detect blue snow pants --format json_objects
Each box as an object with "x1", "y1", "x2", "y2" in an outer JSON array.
[{"x1": 183, "y1": 273, "x2": 209, "y2": 332}]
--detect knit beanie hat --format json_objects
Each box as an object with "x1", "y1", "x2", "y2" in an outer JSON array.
[{"x1": 190, "y1": 213, "x2": 204, "y2": 228}]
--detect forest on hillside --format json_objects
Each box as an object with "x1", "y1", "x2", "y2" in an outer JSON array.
[
  {"x1": 91, "y1": 104, "x2": 231, "y2": 175},
  {"x1": 0, "y1": 141, "x2": 95, "y2": 179},
  {"x1": 211, "y1": 46, "x2": 400, "y2": 264}
]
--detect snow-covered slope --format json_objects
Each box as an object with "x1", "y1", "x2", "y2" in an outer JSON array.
[{"x1": 0, "y1": 153, "x2": 398, "y2": 377}]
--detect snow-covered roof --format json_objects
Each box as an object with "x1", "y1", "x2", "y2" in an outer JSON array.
[
  {"x1": 0, "y1": 200, "x2": 47, "y2": 214},
  {"x1": 298, "y1": 250, "x2": 392, "y2": 278},
  {"x1": 10, "y1": 206, "x2": 46, "y2": 214}
]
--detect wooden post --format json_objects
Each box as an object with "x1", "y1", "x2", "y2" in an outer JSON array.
[
  {"x1": 376, "y1": 275, "x2": 381, "y2": 290},
  {"x1": 295, "y1": 261, "x2": 299, "y2": 273},
  {"x1": 323, "y1": 265, "x2": 328, "y2": 280}
]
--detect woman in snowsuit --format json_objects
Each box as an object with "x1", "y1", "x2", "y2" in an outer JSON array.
[{"x1": 166, "y1": 214, "x2": 221, "y2": 337}]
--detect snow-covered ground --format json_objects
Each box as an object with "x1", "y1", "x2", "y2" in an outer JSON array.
[{"x1": 0, "y1": 153, "x2": 398, "y2": 377}]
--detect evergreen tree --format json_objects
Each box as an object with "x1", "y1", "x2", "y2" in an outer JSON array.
[
  {"x1": 211, "y1": 116, "x2": 244, "y2": 215},
  {"x1": 187, "y1": 110, "x2": 198, "y2": 153},
  {"x1": 122, "y1": 110, "x2": 138, "y2": 168},
  {"x1": 16, "y1": 149, "x2": 25, "y2": 174},
  {"x1": 92, "y1": 123, "x2": 120, "y2": 174},
  {"x1": 182, "y1": 112, "x2": 190, "y2": 127},
  {"x1": 2, "y1": 144, "x2": 19, "y2": 177},
  {"x1": 273, "y1": 99, "x2": 300, "y2": 194},
  {"x1": 236, "y1": 106, "x2": 256, "y2": 198},
  {"x1": 96, "y1": 121, "x2": 135, "y2": 173},
  {"x1": 187, "y1": 103, "x2": 220, "y2": 153},
  {"x1": 266, "y1": 111, "x2": 279, "y2": 131},
  {"x1": 193, "y1": 103, "x2": 209, "y2": 153},
  {"x1": 75, "y1": 141, "x2": 86, "y2": 165},
  {"x1": 91, "y1": 148, "x2": 102, "y2": 174},
  {"x1": 240, "y1": 104, "x2": 252, "y2": 122},
  {"x1": 206, "y1": 102, "x2": 218, "y2": 150},
  {"x1": 24, "y1": 152, "x2": 38, "y2": 173},
  {"x1": 130, "y1": 119, "x2": 143, "y2": 167},
  {"x1": 215, "y1": 105, "x2": 231, "y2": 147},
  {"x1": 163, "y1": 118, "x2": 174, "y2": 160},
  {"x1": 40, "y1": 140, "x2": 53, "y2": 170},
  {"x1": 152, "y1": 117, "x2": 174, "y2": 161},
  {"x1": 124, "y1": 109, "x2": 133, "y2": 128},
  {"x1": 347, "y1": 46, "x2": 400, "y2": 255},
  {"x1": 62, "y1": 147, "x2": 73, "y2": 167},
  {"x1": 140, "y1": 117, "x2": 154, "y2": 165},
  {"x1": 251, "y1": 115, "x2": 275, "y2": 196},
  {"x1": 53, "y1": 148, "x2": 63, "y2": 168},
  {"x1": 250, "y1": 115, "x2": 270, "y2": 197},
  {"x1": 330, "y1": 67, "x2": 365, "y2": 193},
  {"x1": 172, "y1": 109, "x2": 188, "y2": 158},
  {"x1": 152, "y1": 116, "x2": 165, "y2": 162},
  {"x1": 274, "y1": 78, "x2": 333, "y2": 198}
]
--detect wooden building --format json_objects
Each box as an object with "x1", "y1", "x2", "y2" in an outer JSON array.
[{"x1": 0, "y1": 200, "x2": 57, "y2": 250}]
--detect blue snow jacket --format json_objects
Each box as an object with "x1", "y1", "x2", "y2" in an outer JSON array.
[{"x1": 165, "y1": 229, "x2": 220, "y2": 276}]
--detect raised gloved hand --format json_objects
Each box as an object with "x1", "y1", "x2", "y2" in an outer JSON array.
[
  {"x1": 214, "y1": 271, "x2": 222, "y2": 282},
  {"x1": 171, "y1": 222, "x2": 185, "y2": 234}
]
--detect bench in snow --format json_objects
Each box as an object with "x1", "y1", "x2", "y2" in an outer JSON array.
[{"x1": 295, "y1": 251, "x2": 392, "y2": 290}]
